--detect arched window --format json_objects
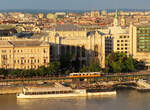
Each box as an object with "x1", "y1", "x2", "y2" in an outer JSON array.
[
  {"x1": 82, "y1": 45, "x2": 85, "y2": 57},
  {"x1": 77, "y1": 46, "x2": 80, "y2": 57},
  {"x1": 50, "y1": 45, "x2": 55, "y2": 57},
  {"x1": 94, "y1": 45, "x2": 98, "y2": 56},
  {"x1": 61, "y1": 46, "x2": 65, "y2": 55},
  {"x1": 71, "y1": 46, "x2": 75, "y2": 55},
  {"x1": 66, "y1": 46, "x2": 70, "y2": 55}
]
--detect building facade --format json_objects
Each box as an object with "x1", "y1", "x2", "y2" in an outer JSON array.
[
  {"x1": 130, "y1": 25, "x2": 150, "y2": 69},
  {"x1": 41, "y1": 24, "x2": 105, "y2": 68},
  {"x1": 0, "y1": 40, "x2": 50, "y2": 69}
]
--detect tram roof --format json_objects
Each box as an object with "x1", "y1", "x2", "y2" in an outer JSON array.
[{"x1": 70, "y1": 72, "x2": 100, "y2": 74}]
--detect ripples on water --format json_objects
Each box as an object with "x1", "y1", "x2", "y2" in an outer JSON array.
[{"x1": 1, "y1": 90, "x2": 150, "y2": 110}]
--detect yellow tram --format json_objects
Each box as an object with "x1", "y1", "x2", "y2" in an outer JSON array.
[{"x1": 68, "y1": 72, "x2": 101, "y2": 78}]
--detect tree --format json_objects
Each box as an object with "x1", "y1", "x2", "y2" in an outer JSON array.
[
  {"x1": 105, "y1": 52, "x2": 144, "y2": 73},
  {"x1": 60, "y1": 53, "x2": 72, "y2": 73},
  {"x1": 0, "y1": 68, "x2": 8, "y2": 76},
  {"x1": 80, "y1": 65, "x2": 88, "y2": 72},
  {"x1": 48, "y1": 61, "x2": 61, "y2": 76},
  {"x1": 88, "y1": 58, "x2": 101, "y2": 72},
  {"x1": 37, "y1": 66, "x2": 48, "y2": 76},
  {"x1": 60, "y1": 53, "x2": 80, "y2": 73},
  {"x1": 124, "y1": 56, "x2": 136, "y2": 72}
]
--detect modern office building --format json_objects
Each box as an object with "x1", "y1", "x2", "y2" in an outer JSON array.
[{"x1": 130, "y1": 24, "x2": 150, "y2": 69}]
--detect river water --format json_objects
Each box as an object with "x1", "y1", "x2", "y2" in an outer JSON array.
[{"x1": 0, "y1": 90, "x2": 150, "y2": 110}]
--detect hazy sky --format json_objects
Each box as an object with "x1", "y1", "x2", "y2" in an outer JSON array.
[{"x1": 0, "y1": 0, "x2": 150, "y2": 10}]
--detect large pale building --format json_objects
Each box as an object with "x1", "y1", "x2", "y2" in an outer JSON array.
[
  {"x1": 0, "y1": 40, "x2": 50, "y2": 69},
  {"x1": 41, "y1": 24, "x2": 105, "y2": 68}
]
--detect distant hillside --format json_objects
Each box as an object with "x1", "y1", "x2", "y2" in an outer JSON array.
[{"x1": 0, "y1": 9, "x2": 149, "y2": 14}]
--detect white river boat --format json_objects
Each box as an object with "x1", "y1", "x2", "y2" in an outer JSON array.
[{"x1": 17, "y1": 87, "x2": 116, "y2": 99}]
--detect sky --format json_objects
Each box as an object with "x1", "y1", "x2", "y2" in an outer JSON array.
[{"x1": 0, "y1": 0, "x2": 150, "y2": 10}]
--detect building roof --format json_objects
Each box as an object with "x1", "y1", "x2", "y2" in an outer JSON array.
[
  {"x1": 0, "y1": 40, "x2": 50, "y2": 47},
  {"x1": 50, "y1": 24, "x2": 84, "y2": 31},
  {"x1": 87, "y1": 31, "x2": 105, "y2": 36},
  {"x1": 10, "y1": 40, "x2": 49, "y2": 47}
]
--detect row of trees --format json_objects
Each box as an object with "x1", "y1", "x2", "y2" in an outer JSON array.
[
  {"x1": 0, "y1": 61, "x2": 61, "y2": 77},
  {"x1": 105, "y1": 52, "x2": 144, "y2": 73},
  {"x1": 0, "y1": 52, "x2": 145, "y2": 78}
]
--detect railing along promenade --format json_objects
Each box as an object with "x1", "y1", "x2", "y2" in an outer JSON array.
[{"x1": 0, "y1": 72, "x2": 150, "y2": 83}]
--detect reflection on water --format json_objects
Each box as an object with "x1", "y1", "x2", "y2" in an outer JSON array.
[
  {"x1": 17, "y1": 97, "x2": 87, "y2": 110},
  {"x1": 1, "y1": 90, "x2": 150, "y2": 110}
]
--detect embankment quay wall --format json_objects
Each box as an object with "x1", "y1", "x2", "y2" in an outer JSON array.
[
  {"x1": 0, "y1": 87, "x2": 22, "y2": 94},
  {"x1": 1, "y1": 73, "x2": 150, "y2": 83}
]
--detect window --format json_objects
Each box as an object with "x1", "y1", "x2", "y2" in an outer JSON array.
[
  {"x1": 82, "y1": 46, "x2": 86, "y2": 57},
  {"x1": 77, "y1": 46, "x2": 80, "y2": 57},
  {"x1": 44, "y1": 59, "x2": 46, "y2": 63},
  {"x1": 94, "y1": 45, "x2": 98, "y2": 57},
  {"x1": 2, "y1": 50, "x2": 6, "y2": 53},
  {"x1": 21, "y1": 60, "x2": 23, "y2": 64},
  {"x1": 43, "y1": 48, "x2": 46, "y2": 53}
]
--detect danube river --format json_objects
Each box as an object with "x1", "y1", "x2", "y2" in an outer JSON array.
[{"x1": 0, "y1": 90, "x2": 150, "y2": 110}]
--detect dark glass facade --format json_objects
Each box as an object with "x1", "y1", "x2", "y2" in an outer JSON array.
[{"x1": 137, "y1": 26, "x2": 150, "y2": 52}]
